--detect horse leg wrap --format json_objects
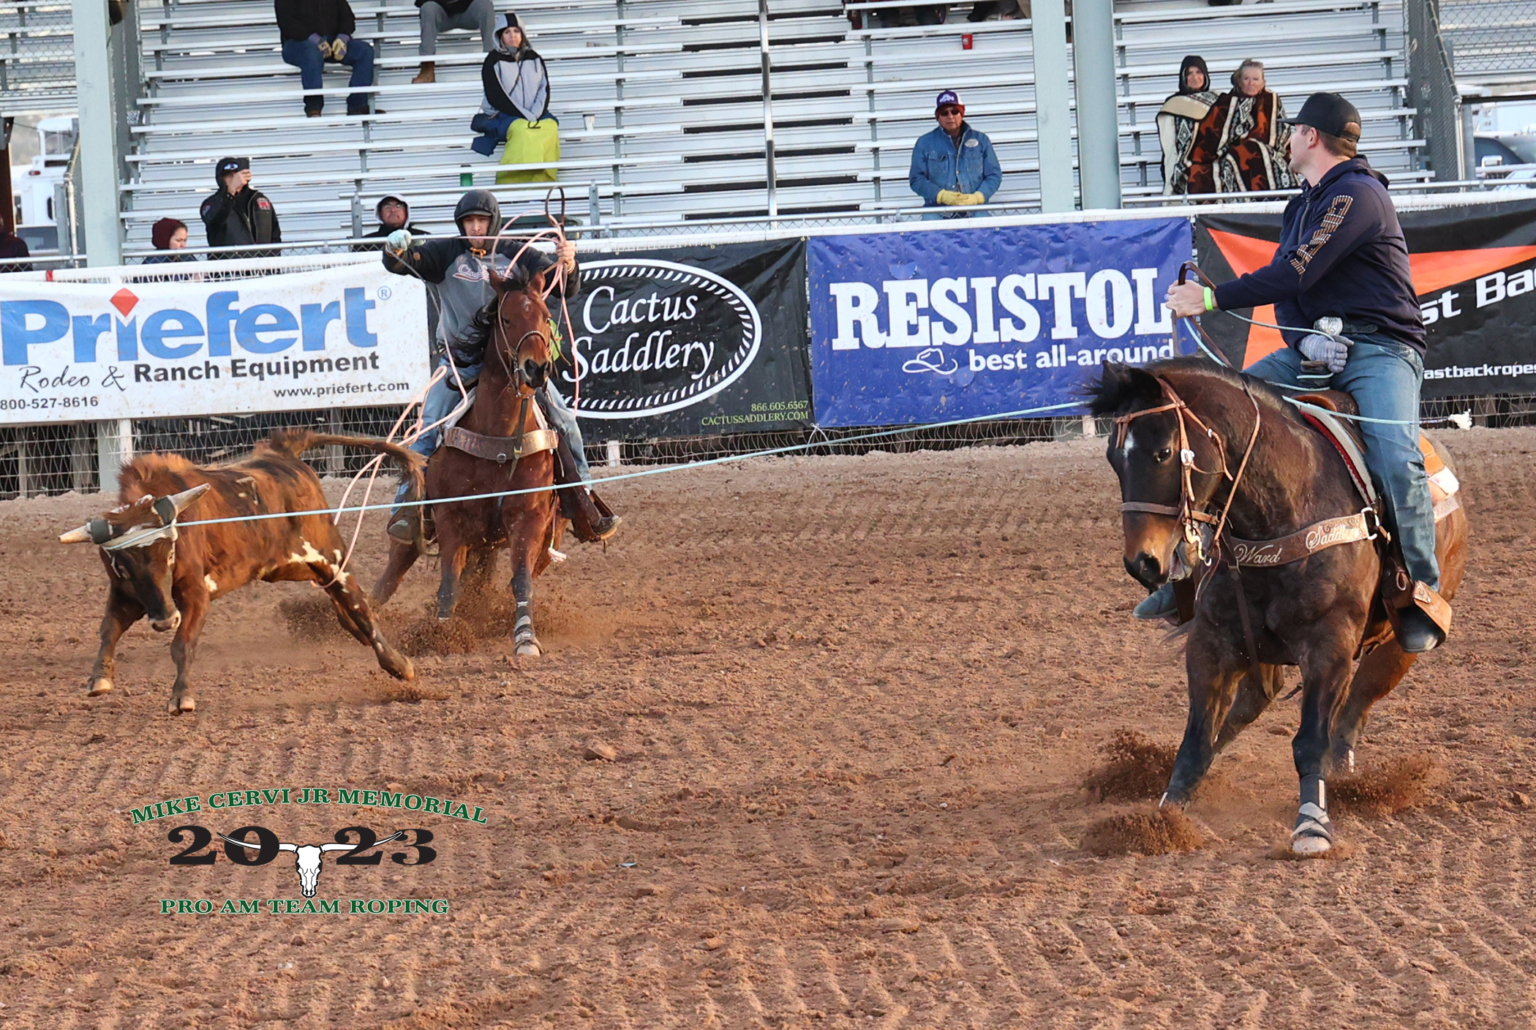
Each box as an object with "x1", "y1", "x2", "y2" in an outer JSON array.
[
  {"x1": 1292, "y1": 774, "x2": 1335, "y2": 844},
  {"x1": 514, "y1": 601, "x2": 535, "y2": 644}
]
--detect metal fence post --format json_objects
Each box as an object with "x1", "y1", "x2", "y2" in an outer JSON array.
[
  {"x1": 72, "y1": 0, "x2": 123, "y2": 265},
  {"x1": 759, "y1": 0, "x2": 778, "y2": 221},
  {"x1": 97, "y1": 418, "x2": 132, "y2": 494},
  {"x1": 1033, "y1": 0, "x2": 1075, "y2": 212},
  {"x1": 1406, "y1": 0, "x2": 1461, "y2": 180},
  {"x1": 1072, "y1": 0, "x2": 1121, "y2": 210}
]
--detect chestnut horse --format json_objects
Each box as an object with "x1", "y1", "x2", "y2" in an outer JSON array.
[
  {"x1": 1090, "y1": 357, "x2": 1468, "y2": 856},
  {"x1": 372, "y1": 266, "x2": 563, "y2": 656}
]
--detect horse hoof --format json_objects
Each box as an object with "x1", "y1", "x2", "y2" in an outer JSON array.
[
  {"x1": 515, "y1": 641, "x2": 542, "y2": 657},
  {"x1": 1291, "y1": 835, "x2": 1331, "y2": 857},
  {"x1": 86, "y1": 678, "x2": 113, "y2": 697}
]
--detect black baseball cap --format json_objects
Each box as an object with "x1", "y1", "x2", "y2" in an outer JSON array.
[
  {"x1": 216, "y1": 156, "x2": 250, "y2": 176},
  {"x1": 1282, "y1": 93, "x2": 1361, "y2": 142}
]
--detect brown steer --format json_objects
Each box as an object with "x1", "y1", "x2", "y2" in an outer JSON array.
[{"x1": 61, "y1": 429, "x2": 422, "y2": 714}]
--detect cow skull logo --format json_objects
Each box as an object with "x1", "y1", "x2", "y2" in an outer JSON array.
[{"x1": 222, "y1": 830, "x2": 406, "y2": 897}]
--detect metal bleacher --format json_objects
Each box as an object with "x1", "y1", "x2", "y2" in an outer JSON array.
[{"x1": 121, "y1": 0, "x2": 1419, "y2": 247}]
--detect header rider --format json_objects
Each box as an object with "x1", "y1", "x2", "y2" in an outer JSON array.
[
  {"x1": 1163, "y1": 92, "x2": 1448, "y2": 654},
  {"x1": 381, "y1": 188, "x2": 620, "y2": 546}
]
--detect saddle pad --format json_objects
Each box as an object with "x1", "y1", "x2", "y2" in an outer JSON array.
[
  {"x1": 1421, "y1": 436, "x2": 1461, "y2": 521},
  {"x1": 1297, "y1": 404, "x2": 1378, "y2": 509},
  {"x1": 1295, "y1": 396, "x2": 1462, "y2": 521}
]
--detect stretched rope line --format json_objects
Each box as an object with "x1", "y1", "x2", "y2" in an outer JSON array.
[{"x1": 175, "y1": 400, "x2": 1088, "y2": 529}]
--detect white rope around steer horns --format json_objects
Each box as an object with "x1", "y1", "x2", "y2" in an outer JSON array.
[{"x1": 57, "y1": 484, "x2": 211, "y2": 551}]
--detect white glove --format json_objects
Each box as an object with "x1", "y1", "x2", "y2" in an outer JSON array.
[
  {"x1": 386, "y1": 229, "x2": 412, "y2": 254},
  {"x1": 1298, "y1": 333, "x2": 1349, "y2": 374}
]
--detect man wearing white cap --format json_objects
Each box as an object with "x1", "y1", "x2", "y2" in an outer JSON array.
[{"x1": 908, "y1": 90, "x2": 1002, "y2": 218}]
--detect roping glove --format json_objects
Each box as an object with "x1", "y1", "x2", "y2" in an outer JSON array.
[
  {"x1": 934, "y1": 189, "x2": 962, "y2": 206},
  {"x1": 957, "y1": 192, "x2": 985, "y2": 206},
  {"x1": 386, "y1": 229, "x2": 413, "y2": 253},
  {"x1": 329, "y1": 36, "x2": 348, "y2": 61},
  {"x1": 1298, "y1": 333, "x2": 1349, "y2": 374}
]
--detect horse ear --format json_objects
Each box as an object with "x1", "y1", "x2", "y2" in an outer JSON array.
[
  {"x1": 486, "y1": 263, "x2": 504, "y2": 289},
  {"x1": 530, "y1": 267, "x2": 548, "y2": 294},
  {"x1": 1122, "y1": 363, "x2": 1163, "y2": 400}
]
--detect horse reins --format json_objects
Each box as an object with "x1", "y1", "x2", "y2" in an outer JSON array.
[
  {"x1": 1116, "y1": 376, "x2": 1266, "y2": 672},
  {"x1": 1114, "y1": 378, "x2": 1260, "y2": 566}
]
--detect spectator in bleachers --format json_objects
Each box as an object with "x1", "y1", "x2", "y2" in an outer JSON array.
[
  {"x1": 200, "y1": 157, "x2": 282, "y2": 257},
  {"x1": 1186, "y1": 59, "x2": 1294, "y2": 195},
  {"x1": 1157, "y1": 56, "x2": 1218, "y2": 196},
  {"x1": 276, "y1": 0, "x2": 377, "y2": 117},
  {"x1": 354, "y1": 196, "x2": 431, "y2": 251},
  {"x1": 471, "y1": 14, "x2": 552, "y2": 158},
  {"x1": 142, "y1": 218, "x2": 199, "y2": 265},
  {"x1": 908, "y1": 90, "x2": 1002, "y2": 218},
  {"x1": 412, "y1": 0, "x2": 498, "y2": 84}
]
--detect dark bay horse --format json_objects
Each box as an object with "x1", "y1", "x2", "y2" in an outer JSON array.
[
  {"x1": 1089, "y1": 357, "x2": 1468, "y2": 856},
  {"x1": 372, "y1": 266, "x2": 563, "y2": 656}
]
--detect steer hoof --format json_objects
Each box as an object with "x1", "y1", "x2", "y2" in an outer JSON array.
[{"x1": 86, "y1": 677, "x2": 113, "y2": 697}]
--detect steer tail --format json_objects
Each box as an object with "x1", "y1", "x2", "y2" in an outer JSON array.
[{"x1": 264, "y1": 428, "x2": 425, "y2": 499}]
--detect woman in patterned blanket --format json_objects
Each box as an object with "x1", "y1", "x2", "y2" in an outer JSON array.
[
  {"x1": 1157, "y1": 55, "x2": 1218, "y2": 195},
  {"x1": 1186, "y1": 59, "x2": 1294, "y2": 195}
]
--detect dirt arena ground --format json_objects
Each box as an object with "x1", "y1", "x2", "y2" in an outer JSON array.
[{"x1": 2, "y1": 426, "x2": 1535, "y2": 1029}]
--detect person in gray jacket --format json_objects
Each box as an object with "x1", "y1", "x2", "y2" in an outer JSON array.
[{"x1": 382, "y1": 188, "x2": 619, "y2": 545}]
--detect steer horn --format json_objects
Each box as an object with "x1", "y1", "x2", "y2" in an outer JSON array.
[
  {"x1": 59, "y1": 517, "x2": 113, "y2": 545},
  {"x1": 166, "y1": 482, "x2": 211, "y2": 516}
]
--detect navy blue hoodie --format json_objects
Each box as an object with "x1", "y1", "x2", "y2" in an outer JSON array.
[{"x1": 1213, "y1": 157, "x2": 1425, "y2": 353}]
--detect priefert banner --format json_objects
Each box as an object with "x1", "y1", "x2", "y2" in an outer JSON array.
[
  {"x1": 808, "y1": 218, "x2": 1195, "y2": 427},
  {"x1": 0, "y1": 263, "x2": 430, "y2": 425}
]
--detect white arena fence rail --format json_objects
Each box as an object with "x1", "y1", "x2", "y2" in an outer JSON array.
[{"x1": 1, "y1": 196, "x2": 1533, "y2": 501}]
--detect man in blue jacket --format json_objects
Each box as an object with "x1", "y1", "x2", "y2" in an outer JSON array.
[
  {"x1": 1160, "y1": 92, "x2": 1448, "y2": 654},
  {"x1": 908, "y1": 90, "x2": 1002, "y2": 218}
]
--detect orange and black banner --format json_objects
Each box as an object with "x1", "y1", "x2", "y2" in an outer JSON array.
[{"x1": 1194, "y1": 199, "x2": 1536, "y2": 398}]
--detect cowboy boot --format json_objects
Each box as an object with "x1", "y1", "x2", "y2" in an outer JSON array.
[
  {"x1": 1395, "y1": 582, "x2": 1451, "y2": 653},
  {"x1": 412, "y1": 61, "x2": 435, "y2": 84},
  {"x1": 553, "y1": 435, "x2": 620, "y2": 543},
  {"x1": 1134, "y1": 583, "x2": 1178, "y2": 620}
]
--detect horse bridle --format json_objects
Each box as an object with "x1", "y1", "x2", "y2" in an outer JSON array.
[{"x1": 1113, "y1": 376, "x2": 1262, "y2": 567}]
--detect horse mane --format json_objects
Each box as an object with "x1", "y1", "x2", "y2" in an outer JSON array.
[{"x1": 1086, "y1": 356, "x2": 1306, "y2": 429}]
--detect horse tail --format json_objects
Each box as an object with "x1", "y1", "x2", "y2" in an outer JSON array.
[{"x1": 264, "y1": 429, "x2": 425, "y2": 499}]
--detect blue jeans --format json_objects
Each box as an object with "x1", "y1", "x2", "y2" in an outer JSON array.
[
  {"x1": 1246, "y1": 336, "x2": 1440, "y2": 590},
  {"x1": 281, "y1": 37, "x2": 375, "y2": 114},
  {"x1": 393, "y1": 365, "x2": 590, "y2": 508}
]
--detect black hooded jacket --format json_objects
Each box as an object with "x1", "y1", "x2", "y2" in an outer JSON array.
[
  {"x1": 382, "y1": 189, "x2": 579, "y2": 363},
  {"x1": 1213, "y1": 157, "x2": 1426, "y2": 353},
  {"x1": 354, "y1": 195, "x2": 430, "y2": 251},
  {"x1": 1175, "y1": 55, "x2": 1210, "y2": 96},
  {"x1": 200, "y1": 167, "x2": 281, "y2": 251}
]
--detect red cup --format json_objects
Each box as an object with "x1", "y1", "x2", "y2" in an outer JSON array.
[{"x1": 961, "y1": 32, "x2": 974, "y2": 49}]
